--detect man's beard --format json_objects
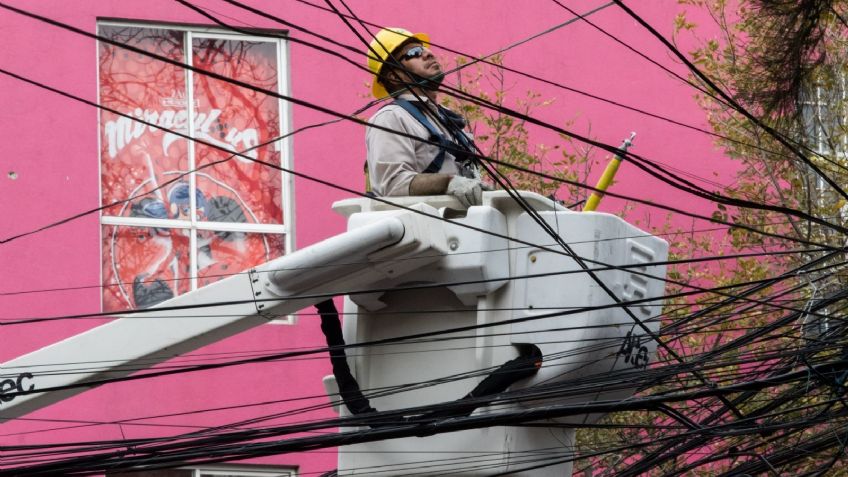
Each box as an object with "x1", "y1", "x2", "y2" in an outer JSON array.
[{"x1": 410, "y1": 70, "x2": 444, "y2": 91}]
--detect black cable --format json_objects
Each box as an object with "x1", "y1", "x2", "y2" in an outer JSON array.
[
  {"x1": 0, "y1": 65, "x2": 719, "y2": 329},
  {"x1": 434, "y1": 79, "x2": 848, "y2": 239},
  {"x1": 3, "y1": 26, "x2": 828, "y2": 360},
  {"x1": 1, "y1": 300, "x2": 808, "y2": 393},
  {"x1": 0, "y1": 278, "x2": 715, "y2": 400},
  {"x1": 320, "y1": 0, "x2": 750, "y2": 426},
  {"x1": 287, "y1": 0, "x2": 848, "y2": 182},
  {"x1": 612, "y1": 0, "x2": 848, "y2": 205},
  {"x1": 8, "y1": 276, "x2": 828, "y2": 442},
  {"x1": 614, "y1": 285, "x2": 848, "y2": 475},
  {"x1": 0, "y1": 231, "x2": 826, "y2": 298},
  {"x1": 2, "y1": 246, "x2": 840, "y2": 413},
  {"x1": 3, "y1": 1, "x2": 844, "y2": 252},
  {"x1": 4, "y1": 2, "x2": 848, "y2": 472},
  {"x1": 3, "y1": 350, "x2": 840, "y2": 472},
  {"x1": 5, "y1": 60, "x2": 821, "y2": 323},
  {"x1": 1, "y1": 4, "x2": 827, "y2": 434},
  {"x1": 314, "y1": 297, "x2": 543, "y2": 425},
  {"x1": 7, "y1": 355, "x2": 848, "y2": 475}
]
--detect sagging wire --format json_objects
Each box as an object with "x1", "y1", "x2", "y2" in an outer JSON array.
[
  {"x1": 2, "y1": 1, "x2": 846, "y2": 254},
  {"x1": 4, "y1": 270, "x2": 836, "y2": 452},
  {"x1": 0, "y1": 232, "x2": 828, "y2": 298},
  {"x1": 3, "y1": 10, "x2": 824, "y2": 446},
  {"x1": 7, "y1": 354, "x2": 848, "y2": 475},
  {"x1": 324, "y1": 0, "x2": 749, "y2": 425},
  {"x1": 612, "y1": 0, "x2": 848, "y2": 204},
  {"x1": 4, "y1": 2, "x2": 848, "y2": 472},
  {"x1": 0, "y1": 8, "x2": 824, "y2": 472},
  {"x1": 287, "y1": 0, "x2": 848, "y2": 186},
  {"x1": 4, "y1": 60, "x2": 822, "y2": 327},
  {"x1": 286, "y1": 0, "x2": 812, "y2": 174}
]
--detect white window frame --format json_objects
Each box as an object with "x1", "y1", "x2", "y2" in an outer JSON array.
[
  {"x1": 96, "y1": 22, "x2": 295, "y2": 319},
  {"x1": 801, "y1": 73, "x2": 848, "y2": 157},
  {"x1": 799, "y1": 72, "x2": 848, "y2": 217},
  {"x1": 188, "y1": 464, "x2": 297, "y2": 477}
]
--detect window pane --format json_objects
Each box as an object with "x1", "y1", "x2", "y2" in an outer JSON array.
[
  {"x1": 99, "y1": 26, "x2": 189, "y2": 217},
  {"x1": 102, "y1": 225, "x2": 191, "y2": 312},
  {"x1": 197, "y1": 231, "x2": 285, "y2": 288},
  {"x1": 192, "y1": 38, "x2": 283, "y2": 225},
  {"x1": 199, "y1": 473, "x2": 291, "y2": 477}
]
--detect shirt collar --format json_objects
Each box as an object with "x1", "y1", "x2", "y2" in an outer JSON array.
[{"x1": 397, "y1": 92, "x2": 433, "y2": 104}]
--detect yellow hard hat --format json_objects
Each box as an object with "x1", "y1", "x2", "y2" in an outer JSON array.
[{"x1": 367, "y1": 27, "x2": 430, "y2": 99}]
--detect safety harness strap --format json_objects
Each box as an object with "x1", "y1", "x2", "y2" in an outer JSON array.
[
  {"x1": 362, "y1": 99, "x2": 478, "y2": 194},
  {"x1": 392, "y1": 98, "x2": 453, "y2": 173}
]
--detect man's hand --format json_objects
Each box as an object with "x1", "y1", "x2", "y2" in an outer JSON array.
[{"x1": 447, "y1": 176, "x2": 489, "y2": 207}]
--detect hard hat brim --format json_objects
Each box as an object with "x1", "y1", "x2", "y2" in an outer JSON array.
[{"x1": 371, "y1": 32, "x2": 431, "y2": 99}]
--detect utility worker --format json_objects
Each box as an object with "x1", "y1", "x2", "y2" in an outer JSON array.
[{"x1": 365, "y1": 28, "x2": 490, "y2": 207}]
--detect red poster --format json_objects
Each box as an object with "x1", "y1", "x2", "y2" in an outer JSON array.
[{"x1": 99, "y1": 26, "x2": 285, "y2": 312}]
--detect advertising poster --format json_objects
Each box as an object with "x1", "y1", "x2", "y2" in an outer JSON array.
[{"x1": 99, "y1": 26, "x2": 285, "y2": 312}]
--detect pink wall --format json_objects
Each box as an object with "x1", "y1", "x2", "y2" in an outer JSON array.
[{"x1": 0, "y1": 0, "x2": 730, "y2": 473}]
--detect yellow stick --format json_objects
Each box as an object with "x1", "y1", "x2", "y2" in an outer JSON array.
[{"x1": 583, "y1": 132, "x2": 636, "y2": 212}]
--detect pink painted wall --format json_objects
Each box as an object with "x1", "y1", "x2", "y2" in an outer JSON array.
[{"x1": 0, "y1": 0, "x2": 730, "y2": 473}]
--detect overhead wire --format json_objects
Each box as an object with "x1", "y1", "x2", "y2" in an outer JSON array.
[
  {"x1": 0, "y1": 61, "x2": 756, "y2": 332},
  {"x1": 582, "y1": 3, "x2": 848, "y2": 466},
  {"x1": 1, "y1": 346, "x2": 840, "y2": 472},
  {"x1": 0, "y1": 224, "x2": 829, "y2": 298},
  {"x1": 550, "y1": 0, "x2": 848, "y2": 184},
  {"x1": 0, "y1": 276, "x2": 770, "y2": 401},
  {"x1": 1, "y1": 1, "x2": 848, "y2": 474},
  {"x1": 0, "y1": 44, "x2": 828, "y2": 348},
  {"x1": 321, "y1": 0, "x2": 810, "y2": 427},
  {"x1": 0, "y1": 54, "x2": 828, "y2": 330},
  {"x1": 4, "y1": 296, "x2": 820, "y2": 404},
  {"x1": 4, "y1": 40, "x2": 836, "y2": 454},
  {"x1": 611, "y1": 0, "x2": 848, "y2": 203},
  {"x1": 6, "y1": 352, "x2": 848, "y2": 475},
  {"x1": 2, "y1": 1, "x2": 845, "y2": 254},
  {"x1": 0, "y1": 123, "x2": 836, "y2": 454},
  {"x1": 288, "y1": 0, "x2": 848, "y2": 183},
  {"x1": 0, "y1": 0, "x2": 840, "y2": 256},
  {"x1": 3, "y1": 268, "x2": 840, "y2": 454}
]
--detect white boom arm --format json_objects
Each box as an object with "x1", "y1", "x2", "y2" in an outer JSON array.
[{"x1": 0, "y1": 203, "x2": 448, "y2": 419}]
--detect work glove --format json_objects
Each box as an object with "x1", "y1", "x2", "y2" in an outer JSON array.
[{"x1": 446, "y1": 176, "x2": 491, "y2": 208}]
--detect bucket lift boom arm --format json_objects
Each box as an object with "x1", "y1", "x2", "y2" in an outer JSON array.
[{"x1": 0, "y1": 204, "x2": 448, "y2": 419}]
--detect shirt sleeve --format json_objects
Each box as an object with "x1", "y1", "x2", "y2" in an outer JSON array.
[{"x1": 366, "y1": 108, "x2": 421, "y2": 197}]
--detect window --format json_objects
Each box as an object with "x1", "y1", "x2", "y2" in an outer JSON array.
[
  {"x1": 194, "y1": 467, "x2": 295, "y2": 477},
  {"x1": 97, "y1": 23, "x2": 293, "y2": 312},
  {"x1": 798, "y1": 70, "x2": 848, "y2": 231},
  {"x1": 105, "y1": 465, "x2": 296, "y2": 477},
  {"x1": 800, "y1": 71, "x2": 848, "y2": 156}
]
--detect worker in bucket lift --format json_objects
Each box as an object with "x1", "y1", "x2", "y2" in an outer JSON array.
[{"x1": 365, "y1": 27, "x2": 492, "y2": 207}]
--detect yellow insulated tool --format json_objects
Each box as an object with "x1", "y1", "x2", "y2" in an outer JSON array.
[{"x1": 583, "y1": 132, "x2": 636, "y2": 212}]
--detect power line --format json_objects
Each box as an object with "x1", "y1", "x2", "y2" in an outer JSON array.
[
  {"x1": 2, "y1": 2, "x2": 844, "y2": 252},
  {"x1": 612, "y1": 0, "x2": 848, "y2": 204},
  {"x1": 6, "y1": 354, "x2": 847, "y2": 474},
  {"x1": 287, "y1": 0, "x2": 848, "y2": 185},
  {"x1": 1, "y1": 225, "x2": 827, "y2": 297},
  {"x1": 3, "y1": 2, "x2": 848, "y2": 474}
]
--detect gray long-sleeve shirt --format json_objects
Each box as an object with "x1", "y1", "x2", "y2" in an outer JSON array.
[{"x1": 365, "y1": 94, "x2": 464, "y2": 197}]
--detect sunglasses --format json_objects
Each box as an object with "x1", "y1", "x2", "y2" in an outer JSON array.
[{"x1": 398, "y1": 45, "x2": 427, "y2": 61}]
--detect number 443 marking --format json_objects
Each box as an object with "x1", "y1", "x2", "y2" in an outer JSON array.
[{"x1": 618, "y1": 331, "x2": 650, "y2": 369}]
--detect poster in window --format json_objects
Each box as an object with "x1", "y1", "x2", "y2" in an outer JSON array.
[
  {"x1": 191, "y1": 38, "x2": 283, "y2": 225},
  {"x1": 99, "y1": 27, "x2": 285, "y2": 312}
]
